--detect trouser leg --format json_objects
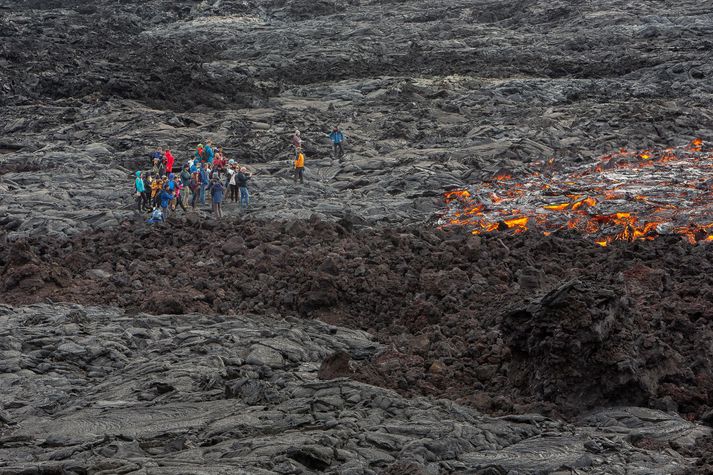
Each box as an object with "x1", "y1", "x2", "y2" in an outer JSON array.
[{"x1": 240, "y1": 187, "x2": 249, "y2": 207}]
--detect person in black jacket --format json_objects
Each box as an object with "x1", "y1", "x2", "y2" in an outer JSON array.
[{"x1": 236, "y1": 167, "x2": 251, "y2": 208}]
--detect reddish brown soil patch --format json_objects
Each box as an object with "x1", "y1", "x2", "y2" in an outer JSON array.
[{"x1": 2, "y1": 216, "x2": 713, "y2": 419}]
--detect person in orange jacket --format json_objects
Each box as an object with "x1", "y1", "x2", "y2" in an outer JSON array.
[{"x1": 294, "y1": 148, "x2": 305, "y2": 184}]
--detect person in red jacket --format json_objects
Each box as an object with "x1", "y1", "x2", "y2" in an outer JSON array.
[{"x1": 164, "y1": 147, "x2": 175, "y2": 173}]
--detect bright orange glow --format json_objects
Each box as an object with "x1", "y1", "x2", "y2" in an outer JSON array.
[
  {"x1": 444, "y1": 190, "x2": 471, "y2": 202},
  {"x1": 440, "y1": 139, "x2": 712, "y2": 246},
  {"x1": 543, "y1": 203, "x2": 570, "y2": 211},
  {"x1": 504, "y1": 217, "x2": 529, "y2": 229}
]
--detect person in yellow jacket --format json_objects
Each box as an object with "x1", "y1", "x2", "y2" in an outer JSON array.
[
  {"x1": 294, "y1": 148, "x2": 305, "y2": 184},
  {"x1": 150, "y1": 175, "x2": 164, "y2": 207}
]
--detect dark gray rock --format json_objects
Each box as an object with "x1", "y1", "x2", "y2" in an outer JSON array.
[{"x1": 0, "y1": 304, "x2": 707, "y2": 473}]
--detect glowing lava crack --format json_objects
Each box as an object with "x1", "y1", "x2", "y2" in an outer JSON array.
[{"x1": 440, "y1": 139, "x2": 713, "y2": 246}]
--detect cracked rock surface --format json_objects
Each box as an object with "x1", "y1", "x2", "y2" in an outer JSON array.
[{"x1": 0, "y1": 304, "x2": 709, "y2": 474}]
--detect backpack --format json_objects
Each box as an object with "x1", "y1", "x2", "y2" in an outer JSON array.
[{"x1": 147, "y1": 208, "x2": 163, "y2": 224}]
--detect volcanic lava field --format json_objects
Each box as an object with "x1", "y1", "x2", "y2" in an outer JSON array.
[{"x1": 2, "y1": 0, "x2": 713, "y2": 474}]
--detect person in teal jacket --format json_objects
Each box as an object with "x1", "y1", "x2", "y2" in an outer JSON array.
[
  {"x1": 134, "y1": 171, "x2": 147, "y2": 211},
  {"x1": 204, "y1": 140, "x2": 215, "y2": 164}
]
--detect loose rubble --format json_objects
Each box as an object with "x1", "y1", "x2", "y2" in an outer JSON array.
[{"x1": 3, "y1": 219, "x2": 713, "y2": 426}]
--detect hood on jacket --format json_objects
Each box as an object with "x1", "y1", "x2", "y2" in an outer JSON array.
[
  {"x1": 168, "y1": 173, "x2": 175, "y2": 179},
  {"x1": 135, "y1": 171, "x2": 141, "y2": 177}
]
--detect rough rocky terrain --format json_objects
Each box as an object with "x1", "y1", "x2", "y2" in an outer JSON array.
[
  {"x1": 2, "y1": 0, "x2": 713, "y2": 238},
  {"x1": 0, "y1": 303, "x2": 710, "y2": 474},
  {"x1": 4, "y1": 218, "x2": 713, "y2": 421},
  {"x1": 2, "y1": 0, "x2": 713, "y2": 472}
]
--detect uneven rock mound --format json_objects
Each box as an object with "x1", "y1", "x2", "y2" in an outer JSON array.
[{"x1": 504, "y1": 280, "x2": 684, "y2": 410}]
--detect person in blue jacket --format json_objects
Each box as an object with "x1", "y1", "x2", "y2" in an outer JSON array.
[
  {"x1": 158, "y1": 184, "x2": 174, "y2": 221},
  {"x1": 199, "y1": 163, "x2": 210, "y2": 206},
  {"x1": 134, "y1": 171, "x2": 147, "y2": 211},
  {"x1": 209, "y1": 176, "x2": 225, "y2": 219},
  {"x1": 167, "y1": 173, "x2": 177, "y2": 210},
  {"x1": 329, "y1": 126, "x2": 345, "y2": 159}
]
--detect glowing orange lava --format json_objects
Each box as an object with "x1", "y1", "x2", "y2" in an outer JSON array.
[{"x1": 440, "y1": 139, "x2": 712, "y2": 246}]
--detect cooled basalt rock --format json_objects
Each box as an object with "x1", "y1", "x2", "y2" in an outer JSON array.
[{"x1": 0, "y1": 304, "x2": 708, "y2": 474}]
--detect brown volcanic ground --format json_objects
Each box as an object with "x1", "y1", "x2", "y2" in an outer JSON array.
[{"x1": 3, "y1": 216, "x2": 713, "y2": 421}]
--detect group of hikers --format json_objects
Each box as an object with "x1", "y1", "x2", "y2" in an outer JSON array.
[
  {"x1": 133, "y1": 127, "x2": 347, "y2": 221},
  {"x1": 134, "y1": 139, "x2": 252, "y2": 222}
]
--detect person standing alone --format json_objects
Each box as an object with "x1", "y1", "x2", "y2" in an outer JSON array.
[{"x1": 329, "y1": 126, "x2": 344, "y2": 159}]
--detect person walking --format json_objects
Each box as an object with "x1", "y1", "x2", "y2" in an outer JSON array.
[
  {"x1": 237, "y1": 167, "x2": 251, "y2": 208},
  {"x1": 209, "y1": 176, "x2": 225, "y2": 218},
  {"x1": 329, "y1": 126, "x2": 345, "y2": 159},
  {"x1": 294, "y1": 149, "x2": 305, "y2": 184},
  {"x1": 291, "y1": 130, "x2": 302, "y2": 158},
  {"x1": 134, "y1": 171, "x2": 147, "y2": 211}
]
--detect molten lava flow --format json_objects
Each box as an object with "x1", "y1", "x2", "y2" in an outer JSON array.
[{"x1": 440, "y1": 139, "x2": 713, "y2": 245}]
